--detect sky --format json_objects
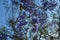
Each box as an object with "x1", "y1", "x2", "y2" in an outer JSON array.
[
  {"x1": 0, "y1": 0, "x2": 13, "y2": 27},
  {"x1": 0, "y1": 0, "x2": 6, "y2": 27},
  {"x1": 0, "y1": 0, "x2": 14, "y2": 36}
]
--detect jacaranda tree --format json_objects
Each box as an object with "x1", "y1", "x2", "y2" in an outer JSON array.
[{"x1": 2, "y1": 0, "x2": 60, "y2": 40}]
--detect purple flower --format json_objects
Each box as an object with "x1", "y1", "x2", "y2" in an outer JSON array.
[
  {"x1": 31, "y1": 18, "x2": 38, "y2": 24},
  {"x1": 17, "y1": 20, "x2": 27, "y2": 27},
  {"x1": 42, "y1": 0, "x2": 57, "y2": 10}
]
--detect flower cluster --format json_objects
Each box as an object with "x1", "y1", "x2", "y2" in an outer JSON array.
[{"x1": 15, "y1": 0, "x2": 59, "y2": 40}]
